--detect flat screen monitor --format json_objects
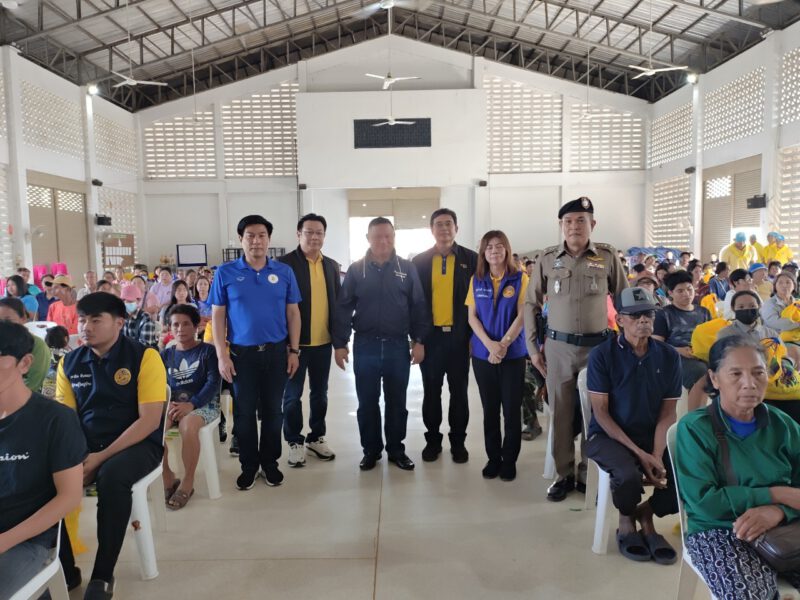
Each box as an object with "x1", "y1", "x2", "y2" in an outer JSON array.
[{"x1": 176, "y1": 244, "x2": 208, "y2": 267}]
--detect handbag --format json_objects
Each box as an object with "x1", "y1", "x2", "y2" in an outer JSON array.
[{"x1": 708, "y1": 402, "x2": 800, "y2": 572}]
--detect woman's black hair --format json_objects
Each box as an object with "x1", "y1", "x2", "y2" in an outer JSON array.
[
  {"x1": 703, "y1": 335, "x2": 766, "y2": 395},
  {"x1": 5, "y1": 274, "x2": 28, "y2": 298},
  {"x1": 0, "y1": 321, "x2": 34, "y2": 359},
  {"x1": 167, "y1": 303, "x2": 201, "y2": 327},
  {"x1": 771, "y1": 272, "x2": 796, "y2": 297},
  {"x1": 665, "y1": 270, "x2": 693, "y2": 291},
  {"x1": 730, "y1": 290, "x2": 762, "y2": 309},
  {"x1": 168, "y1": 280, "x2": 191, "y2": 308},
  {"x1": 45, "y1": 325, "x2": 70, "y2": 350}
]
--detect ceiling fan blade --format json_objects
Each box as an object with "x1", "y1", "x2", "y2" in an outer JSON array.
[
  {"x1": 392, "y1": 76, "x2": 420, "y2": 82},
  {"x1": 351, "y1": 2, "x2": 381, "y2": 18},
  {"x1": 626, "y1": 65, "x2": 649, "y2": 72},
  {"x1": 395, "y1": 121, "x2": 415, "y2": 125},
  {"x1": 372, "y1": 122, "x2": 389, "y2": 127},
  {"x1": 382, "y1": 81, "x2": 392, "y2": 90},
  {"x1": 631, "y1": 72, "x2": 648, "y2": 80},
  {"x1": 138, "y1": 81, "x2": 168, "y2": 86},
  {"x1": 112, "y1": 81, "x2": 128, "y2": 88},
  {"x1": 365, "y1": 73, "x2": 386, "y2": 79},
  {"x1": 653, "y1": 66, "x2": 689, "y2": 73}
]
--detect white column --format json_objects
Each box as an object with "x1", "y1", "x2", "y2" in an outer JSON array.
[
  {"x1": 82, "y1": 91, "x2": 103, "y2": 271},
  {"x1": 2, "y1": 46, "x2": 32, "y2": 269},
  {"x1": 690, "y1": 79, "x2": 704, "y2": 256},
  {"x1": 135, "y1": 113, "x2": 150, "y2": 267},
  {"x1": 761, "y1": 33, "x2": 781, "y2": 233},
  {"x1": 213, "y1": 101, "x2": 228, "y2": 265}
]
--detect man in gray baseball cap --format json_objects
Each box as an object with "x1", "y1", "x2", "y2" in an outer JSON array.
[{"x1": 583, "y1": 287, "x2": 681, "y2": 564}]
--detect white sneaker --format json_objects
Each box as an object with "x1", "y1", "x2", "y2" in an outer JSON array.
[
  {"x1": 287, "y1": 443, "x2": 306, "y2": 468},
  {"x1": 306, "y1": 437, "x2": 336, "y2": 461}
]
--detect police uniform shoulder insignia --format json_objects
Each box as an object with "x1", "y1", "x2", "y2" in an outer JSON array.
[
  {"x1": 543, "y1": 245, "x2": 560, "y2": 254},
  {"x1": 114, "y1": 368, "x2": 132, "y2": 386}
]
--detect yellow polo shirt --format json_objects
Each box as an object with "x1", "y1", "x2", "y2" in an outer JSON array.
[
  {"x1": 307, "y1": 254, "x2": 330, "y2": 346},
  {"x1": 432, "y1": 254, "x2": 456, "y2": 326},
  {"x1": 465, "y1": 272, "x2": 529, "y2": 310}
]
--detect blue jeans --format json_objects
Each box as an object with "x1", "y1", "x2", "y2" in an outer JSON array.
[
  {"x1": 282, "y1": 343, "x2": 332, "y2": 444},
  {"x1": 0, "y1": 529, "x2": 54, "y2": 598},
  {"x1": 353, "y1": 336, "x2": 411, "y2": 457},
  {"x1": 230, "y1": 342, "x2": 288, "y2": 473}
]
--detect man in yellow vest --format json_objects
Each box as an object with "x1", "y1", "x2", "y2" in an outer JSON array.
[{"x1": 719, "y1": 232, "x2": 755, "y2": 271}]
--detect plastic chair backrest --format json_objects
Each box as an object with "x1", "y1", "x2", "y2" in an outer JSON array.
[
  {"x1": 666, "y1": 423, "x2": 689, "y2": 542},
  {"x1": 577, "y1": 368, "x2": 591, "y2": 434}
]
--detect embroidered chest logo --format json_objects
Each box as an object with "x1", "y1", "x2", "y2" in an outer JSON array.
[
  {"x1": 114, "y1": 368, "x2": 132, "y2": 386},
  {"x1": 268, "y1": 274, "x2": 279, "y2": 284},
  {"x1": 0, "y1": 452, "x2": 30, "y2": 462},
  {"x1": 394, "y1": 271, "x2": 407, "y2": 281},
  {"x1": 236, "y1": 276, "x2": 245, "y2": 282},
  {"x1": 502, "y1": 286, "x2": 516, "y2": 298}
]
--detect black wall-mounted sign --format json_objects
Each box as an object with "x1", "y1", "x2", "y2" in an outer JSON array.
[{"x1": 354, "y1": 119, "x2": 431, "y2": 149}]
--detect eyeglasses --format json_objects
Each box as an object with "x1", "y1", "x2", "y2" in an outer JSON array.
[
  {"x1": 44, "y1": 281, "x2": 53, "y2": 287},
  {"x1": 624, "y1": 310, "x2": 656, "y2": 320}
]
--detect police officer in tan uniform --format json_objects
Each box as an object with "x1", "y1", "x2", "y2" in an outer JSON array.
[{"x1": 524, "y1": 197, "x2": 628, "y2": 501}]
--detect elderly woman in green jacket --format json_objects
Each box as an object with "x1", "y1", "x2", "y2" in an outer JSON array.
[{"x1": 675, "y1": 335, "x2": 800, "y2": 599}]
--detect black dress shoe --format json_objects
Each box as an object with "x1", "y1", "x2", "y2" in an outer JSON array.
[
  {"x1": 482, "y1": 460, "x2": 501, "y2": 479},
  {"x1": 421, "y1": 442, "x2": 442, "y2": 462},
  {"x1": 388, "y1": 453, "x2": 415, "y2": 470},
  {"x1": 499, "y1": 462, "x2": 517, "y2": 481},
  {"x1": 547, "y1": 475, "x2": 576, "y2": 502},
  {"x1": 65, "y1": 566, "x2": 82, "y2": 591},
  {"x1": 359, "y1": 454, "x2": 380, "y2": 471},
  {"x1": 451, "y1": 446, "x2": 469, "y2": 464},
  {"x1": 576, "y1": 480, "x2": 587, "y2": 494}
]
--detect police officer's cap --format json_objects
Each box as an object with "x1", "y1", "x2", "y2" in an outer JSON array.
[{"x1": 558, "y1": 197, "x2": 594, "y2": 219}]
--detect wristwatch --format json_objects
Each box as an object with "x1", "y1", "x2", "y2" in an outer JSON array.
[{"x1": 288, "y1": 347, "x2": 301, "y2": 356}]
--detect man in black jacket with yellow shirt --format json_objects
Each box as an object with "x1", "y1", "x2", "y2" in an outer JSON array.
[
  {"x1": 278, "y1": 214, "x2": 342, "y2": 468},
  {"x1": 412, "y1": 208, "x2": 478, "y2": 463}
]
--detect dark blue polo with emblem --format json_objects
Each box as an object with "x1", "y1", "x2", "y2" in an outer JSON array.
[
  {"x1": 587, "y1": 333, "x2": 682, "y2": 450},
  {"x1": 209, "y1": 256, "x2": 302, "y2": 346}
]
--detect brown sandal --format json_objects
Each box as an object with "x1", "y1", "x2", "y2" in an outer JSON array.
[
  {"x1": 167, "y1": 488, "x2": 194, "y2": 510},
  {"x1": 164, "y1": 479, "x2": 181, "y2": 503}
]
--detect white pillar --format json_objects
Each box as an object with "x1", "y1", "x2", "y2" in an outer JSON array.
[
  {"x1": 2, "y1": 46, "x2": 32, "y2": 269},
  {"x1": 761, "y1": 33, "x2": 781, "y2": 233},
  {"x1": 135, "y1": 113, "x2": 150, "y2": 267},
  {"x1": 690, "y1": 79, "x2": 704, "y2": 256},
  {"x1": 82, "y1": 90, "x2": 103, "y2": 271},
  {"x1": 213, "y1": 101, "x2": 228, "y2": 265}
]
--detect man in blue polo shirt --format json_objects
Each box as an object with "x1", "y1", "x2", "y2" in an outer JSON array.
[
  {"x1": 586, "y1": 287, "x2": 680, "y2": 566},
  {"x1": 210, "y1": 215, "x2": 301, "y2": 490}
]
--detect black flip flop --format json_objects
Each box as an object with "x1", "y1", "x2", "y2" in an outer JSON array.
[
  {"x1": 164, "y1": 479, "x2": 180, "y2": 504},
  {"x1": 644, "y1": 533, "x2": 678, "y2": 565},
  {"x1": 616, "y1": 530, "x2": 652, "y2": 562}
]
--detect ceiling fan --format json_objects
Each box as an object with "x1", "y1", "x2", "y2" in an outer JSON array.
[
  {"x1": 628, "y1": 0, "x2": 688, "y2": 80},
  {"x1": 111, "y1": 70, "x2": 167, "y2": 88},
  {"x1": 355, "y1": 0, "x2": 432, "y2": 19},
  {"x1": 112, "y1": 0, "x2": 167, "y2": 88},
  {"x1": 365, "y1": 72, "x2": 421, "y2": 90},
  {"x1": 373, "y1": 116, "x2": 416, "y2": 127}
]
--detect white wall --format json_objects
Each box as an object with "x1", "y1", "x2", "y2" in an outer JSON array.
[
  {"x1": 303, "y1": 188, "x2": 349, "y2": 267},
  {"x1": 227, "y1": 192, "x2": 299, "y2": 253},
  {"x1": 144, "y1": 194, "x2": 220, "y2": 268},
  {"x1": 296, "y1": 89, "x2": 487, "y2": 189},
  {"x1": 488, "y1": 186, "x2": 561, "y2": 254}
]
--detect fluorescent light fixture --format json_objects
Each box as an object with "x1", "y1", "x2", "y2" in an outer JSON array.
[
  {"x1": 686, "y1": 72, "x2": 699, "y2": 85},
  {"x1": 87, "y1": 84, "x2": 100, "y2": 95}
]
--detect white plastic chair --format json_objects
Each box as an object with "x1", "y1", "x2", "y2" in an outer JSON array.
[
  {"x1": 10, "y1": 521, "x2": 68, "y2": 600},
  {"x1": 666, "y1": 424, "x2": 799, "y2": 600},
  {"x1": 25, "y1": 321, "x2": 58, "y2": 340},
  {"x1": 165, "y1": 413, "x2": 223, "y2": 501},
  {"x1": 127, "y1": 388, "x2": 170, "y2": 580},
  {"x1": 577, "y1": 368, "x2": 615, "y2": 554}
]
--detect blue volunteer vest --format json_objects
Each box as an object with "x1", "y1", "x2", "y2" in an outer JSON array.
[{"x1": 470, "y1": 271, "x2": 528, "y2": 361}]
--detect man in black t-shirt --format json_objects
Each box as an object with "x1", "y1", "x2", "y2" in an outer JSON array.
[
  {"x1": 0, "y1": 321, "x2": 87, "y2": 598},
  {"x1": 653, "y1": 270, "x2": 711, "y2": 412}
]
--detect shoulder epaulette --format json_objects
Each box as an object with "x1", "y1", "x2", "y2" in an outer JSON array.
[
  {"x1": 542, "y1": 245, "x2": 559, "y2": 254},
  {"x1": 595, "y1": 242, "x2": 616, "y2": 251}
]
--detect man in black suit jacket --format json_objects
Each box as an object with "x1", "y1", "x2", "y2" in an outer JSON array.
[
  {"x1": 412, "y1": 208, "x2": 478, "y2": 463},
  {"x1": 278, "y1": 213, "x2": 342, "y2": 468}
]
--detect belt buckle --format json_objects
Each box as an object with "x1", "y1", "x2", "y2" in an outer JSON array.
[{"x1": 441, "y1": 326, "x2": 452, "y2": 332}]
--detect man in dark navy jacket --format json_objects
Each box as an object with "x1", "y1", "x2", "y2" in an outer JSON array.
[
  {"x1": 333, "y1": 217, "x2": 430, "y2": 472},
  {"x1": 278, "y1": 213, "x2": 341, "y2": 468},
  {"x1": 412, "y1": 209, "x2": 477, "y2": 463}
]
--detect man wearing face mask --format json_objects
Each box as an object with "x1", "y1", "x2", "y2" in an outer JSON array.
[
  {"x1": 717, "y1": 290, "x2": 778, "y2": 342},
  {"x1": 120, "y1": 285, "x2": 159, "y2": 348}
]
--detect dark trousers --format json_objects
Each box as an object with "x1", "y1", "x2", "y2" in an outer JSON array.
[
  {"x1": 231, "y1": 343, "x2": 288, "y2": 473},
  {"x1": 419, "y1": 329, "x2": 470, "y2": 448},
  {"x1": 585, "y1": 432, "x2": 678, "y2": 518},
  {"x1": 58, "y1": 440, "x2": 162, "y2": 582},
  {"x1": 282, "y1": 343, "x2": 332, "y2": 444},
  {"x1": 353, "y1": 336, "x2": 410, "y2": 457},
  {"x1": 472, "y1": 356, "x2": 525, "y2": 464}
]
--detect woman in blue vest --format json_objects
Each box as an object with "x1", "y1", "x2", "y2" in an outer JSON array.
[{"x1": 466, "y1": 230, "x2": 529, "y2": 482}]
